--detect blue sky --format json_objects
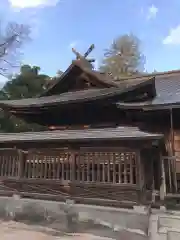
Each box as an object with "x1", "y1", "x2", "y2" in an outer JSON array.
[{"x1": 1, "y1": 0, "x2": 180, "y2": 83}]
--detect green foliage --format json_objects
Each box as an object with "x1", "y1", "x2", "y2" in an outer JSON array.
[
  {"x1": 100, "y1": 34, "x2": 145, "y2": 80},
  {"x1": 0, "y1": 64, "x2": 51, "y2": 132},
  {"x1": 1, "y1": 65, "x2": 50, "y2": 99}
]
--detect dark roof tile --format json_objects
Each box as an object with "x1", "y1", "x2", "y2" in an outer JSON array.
[
  {"x1": 117, "y1": 70, "x2": 180, "y2": 109},
  {"x1": 41, "y1": 60, "x2": 117, "y2": 97},
  {"x1": 0, "y1": 88, "x2": 126, "y2": 108},
  {"x1": 0, "y1": 77, "x2": 154, "y2": 109},
  {"x1": 0, "y1": 127, "x2": 163, "y2": 143}
]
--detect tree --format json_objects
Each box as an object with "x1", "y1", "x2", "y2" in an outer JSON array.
[
  {"x1": 100, "y1": 34, "x2": 145, "y2": 80},
  {"x1": 56, "y1": 70, "x2": 63, "y2": 77},
  {"x1": 0, "y1": 65, "x2": 50, "y2": 100},
  {"x1": 0, "y1": 22, "x2": 30, "y2": 76},
  {"x1": 44, "y1": 69, "x2": 63, "y2": 89},
  {"x1": 0, "y1": 65, "x2": 50, "y2": 132}
]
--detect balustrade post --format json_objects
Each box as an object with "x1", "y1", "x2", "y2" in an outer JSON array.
[
  {"x1": 70, "y1": 152, "x2": 75, "y2": 182},
  {"x1": 18, "y1": 150, "x2": 26, "y2": 178}
]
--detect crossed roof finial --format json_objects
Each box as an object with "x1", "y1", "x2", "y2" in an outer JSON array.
[{"x1": 72, "y1": 44, "x2": 95, "y2": 64}]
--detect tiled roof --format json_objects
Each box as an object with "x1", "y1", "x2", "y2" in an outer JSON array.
[
  {"x1": 2, "y1": 66, "x2": 180, "y2": 110},
  {"x1": 0, "y1": 88, "x2": 131, "y2": 108},
  {"x1": 0, "y1": 127, "x2": 163, "y2": 143},
  {"x1": 115, "y1": 69, "x2": 180, "y2": 82},
  {"x1": 117, "y1": 70, "x2": 180, "y2": 109},
  {"x1": 40, "y1": 60, "x2": 118, "y2": 97},
  {"x1": 0, "y1": 77, "x2": 153, "y2": 109},
  {"x1": 154, "y1": 74, "x2": 180, "y2": 105}
]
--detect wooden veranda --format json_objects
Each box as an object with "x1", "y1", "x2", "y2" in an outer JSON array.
[
  {"x1": 0, "y1": 148, "x2": 141, "y2": 204},
  {"x1": 0, "y1": 127, "x2": 163, "y2": 207}
]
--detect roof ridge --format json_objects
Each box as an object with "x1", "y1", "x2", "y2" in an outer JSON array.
[
  {"x1": 115, "y1": 69, "x2": 180, "y2": 81},
  {"x1": 73, "y1": 60, "x2": 118, "y2": 87}
]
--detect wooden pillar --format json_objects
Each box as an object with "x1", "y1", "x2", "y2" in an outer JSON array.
[
  {"x1": 70, "y1": 151, "x2": 75, "y2": 181},
  {"x1": 170, "y1": 108, "x2": 174, "y2": 155},
  {"x1": 160, "y1": 154, "x2": 166, "y2": 201},
  {"x1": 170, "y1": 108, "x2": 177, "y2": 192},
  {"x1": 137, "y1": 150, "x2": 145, "y2": 203},
  {"x1": 18, "y1": 150, "x2": 26, "y2": 178}
]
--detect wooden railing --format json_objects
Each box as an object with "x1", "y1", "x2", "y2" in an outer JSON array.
[
  {"x1": 161, "y1": 155, "x2": 180, "y2": 194},
  {"x1": 0, "y1": 149, "x2": 20, "y2": 178},
  {"x1": 0, "y1": 148, "x2": 141, "y2": 205},
  {"x1": 17, "y1": 150, "x2": 139, "y2": 185}
]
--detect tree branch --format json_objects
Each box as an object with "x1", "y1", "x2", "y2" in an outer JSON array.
[{"x1": 0, "y1": 22, "x2": 30, "y2": 76}]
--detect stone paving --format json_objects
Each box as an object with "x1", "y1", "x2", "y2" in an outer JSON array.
[
  {"x1": 149, "y1": 211, "x2": 180, "y2": 240},
  {"x1": 2, "y1": 196, "x2": 180, "y2": 239},
  {"x1": 2, "y1": 212, "x2": 180, "y2": 239},
  {"x1": 0, "y1": 221, "x2": 115, "y2": 240}
]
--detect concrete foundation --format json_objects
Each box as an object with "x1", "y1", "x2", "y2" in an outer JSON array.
[
  {"x1": 0, "y1": 196, "x2": 180, "y2": 239},
  {"x1": 0, "y1": 196, "x2": 149, "y2": 239}
]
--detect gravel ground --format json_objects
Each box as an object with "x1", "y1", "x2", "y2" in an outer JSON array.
[{"x1": 0, "y1": 221, "x2": 115, "y2": 240}]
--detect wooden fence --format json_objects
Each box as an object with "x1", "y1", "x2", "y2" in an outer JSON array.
[
  {"x1": 0, "y1": 148, "x2": 141, "y2": 205},
  {"x1": 0, "y1": 148, "x2": 139, "y2": 184},
  {"x1": 161, "y1": 155, "x2": 180, "y2": 195}
]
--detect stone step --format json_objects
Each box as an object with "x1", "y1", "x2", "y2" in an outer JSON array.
[
  {"x1": 149, "y1": 214, "x2": 180, "y2": 240},
  {"x1": 167, "y1": 231, "x2": 180, "y2": 240},
  {"x1": 159, "y1": 216, "x2": 180, "y2": 230}
]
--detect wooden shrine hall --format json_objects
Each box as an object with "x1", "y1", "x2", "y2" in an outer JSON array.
[{"x1": 0, "y1": 46, "x2": 179, "y2": 206}]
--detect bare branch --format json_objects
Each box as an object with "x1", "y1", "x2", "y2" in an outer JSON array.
[
  {"x1": 3, "y1": 59, "x2": 19, "y2": 67},
  {"x1": 0, "y1": 21, "x2": 31, "y2": 76}
]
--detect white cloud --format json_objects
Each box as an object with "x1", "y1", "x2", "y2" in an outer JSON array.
[
  {"x1": 8, "y1": 0, "x2": 60, "y2": 9},
  {"x1": 163, "y1": 25, "x2": 180, "y2": 45},
  {"x1": 7, "y1": 0, "x2": 59, "y2": 38},
  {"x1": 147, "y1": 5, "x2": 158, "y2": 19}
]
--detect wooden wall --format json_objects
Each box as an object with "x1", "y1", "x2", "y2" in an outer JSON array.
[{"x1": 172, "y1": 130, "x2": 180, "y2": 174}]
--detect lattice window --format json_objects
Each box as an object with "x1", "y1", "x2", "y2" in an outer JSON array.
[
  {"x1": 0, "y1": 148, "x2": 138, "y2": 186},
  {"x1": 0, "y1": 150, "x2": 19, "y2": 177},
  {"x1": 24, "y1": 151, "x2": 71, "y2": 180},
  {"x1": 75, "y1": 151, "x2": 138, "y2": 184}
]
